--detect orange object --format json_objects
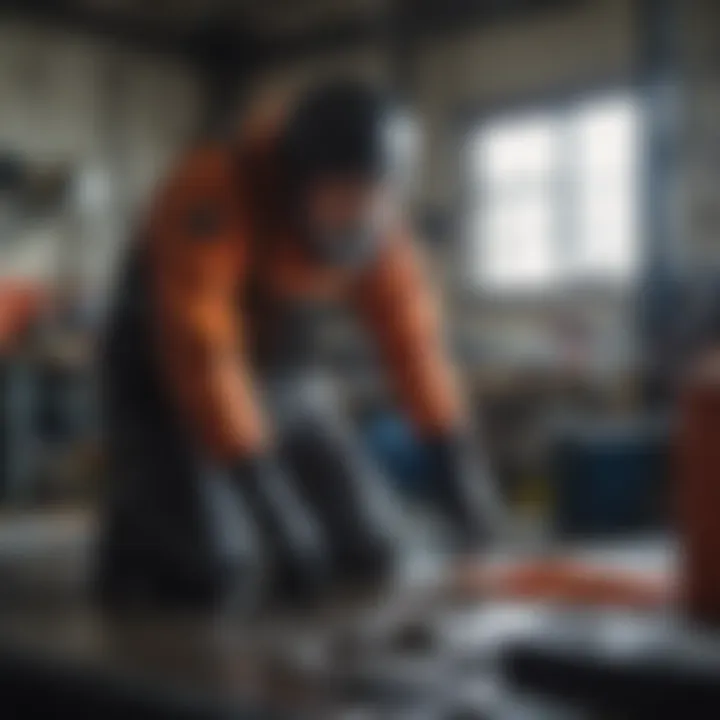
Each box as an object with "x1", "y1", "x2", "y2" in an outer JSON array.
[
  {"x1": 677, "y1": 355, "x2": 720, "y2": 623},
  {"x1": 0, "y1": 282, "x2": 47, "y2": 352},
  {"x1": 453, "y1": 558, "x2": 672, "y2": 610}
]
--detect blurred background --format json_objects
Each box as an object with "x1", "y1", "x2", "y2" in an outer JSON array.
[
  {"x1": 2, "y1": 0, "x2": 720, "y2": 716},
  {"x1": 0, "y1": 0, "x2": 699, "y2": 532}
]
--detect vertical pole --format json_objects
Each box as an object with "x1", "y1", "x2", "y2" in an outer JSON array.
[{"x1": 635, "y1": 0, "x2": 682, "y2": 406}]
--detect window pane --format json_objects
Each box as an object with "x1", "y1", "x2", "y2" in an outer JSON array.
[
  {"x1": 475, "y1": 192, "x2": 555, "y2": 290},
  {"x1": 575, "y1": 94, "x2": 639, "y2": 173},
  {"x1": 468, "y1": 113, "x2": 559, "y2": 290},
  {"x1": 474, "y1": 113, "x2": 558, "y2": 185},
  {"x1": 465, "y1": 92, "x2": 641, "y2": 292},
  {"x1": 574, "y1": 94, "x2": 641, "y2": 279},
  {"x1": 575, "y1": 180, "x2": 639, "y2": 278}
]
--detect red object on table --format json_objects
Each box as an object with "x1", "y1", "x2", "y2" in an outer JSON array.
[
  {"x1": 0, "y1": 282, "x2": 47, "y2": 352},
  {"x1": 454, "y1": 558, "x2": 671, "y2": 610}
]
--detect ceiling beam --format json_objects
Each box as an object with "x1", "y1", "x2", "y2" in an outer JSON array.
[
  {"x1": 255, "y1": 0, "x2": 581, "y2": 69},
  {"x1": 258, "y1": 13, "x2": 387, "y2": 67},
  {"x1": 0, "y1": 0, "x2": 200, "y2": 61},
  {"x1": 397, "y1": 0, "x2": 579, "y2": 37}
]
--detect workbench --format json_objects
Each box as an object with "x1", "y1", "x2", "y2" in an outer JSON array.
[{"x1": 0, "y1": 511, "x2": 707, "y2": 719}]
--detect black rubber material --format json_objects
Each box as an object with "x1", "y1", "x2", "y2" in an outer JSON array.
[
  {"x1": 503, "y1": 617, "x2": 720, "y2": 717},
  {"x1": 0, "y1": 643, "x2": 272, "y2": 719}
]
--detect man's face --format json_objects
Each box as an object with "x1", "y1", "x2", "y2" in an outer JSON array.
[{"x1": 302, "y1": 176, "x2": 386, "y2": 265}]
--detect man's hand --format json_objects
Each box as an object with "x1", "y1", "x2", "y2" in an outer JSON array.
[
  {"x1": 425, "y1": 432, "x2": 506, "y2": 550},
  {"x1": 231, "y1": 454, "x2": 331, "y2": 604}
]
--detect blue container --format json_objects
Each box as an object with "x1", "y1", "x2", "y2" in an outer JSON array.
[{"x1": 552, "y1": 418, "x2": 670, "y2": 538}]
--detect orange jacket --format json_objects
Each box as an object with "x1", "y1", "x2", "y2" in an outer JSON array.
[{"x1": 143, "y1": 125, "x2": 463, "y2": 461}]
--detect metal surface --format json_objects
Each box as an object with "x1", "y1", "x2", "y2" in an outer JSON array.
[{"x1": 0, "y1": 511, "x2": 675, "y2": 718}]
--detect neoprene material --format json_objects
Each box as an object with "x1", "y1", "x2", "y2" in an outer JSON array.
[
  {"x1": 280, "y1": 414, "x2": 401, "y2": 587},
  {"x1": 96, "y1": 89, "x2": 477, "y2": 610},
  {"x1": 96, "y1": 250, "x2": 262, "y2": 612},
  {"x1": 424, "y1": 432, "x2": 505, "y2": 549},
  {"x1": 230, "y1": 453, "x2": 331, "y2": 604}
]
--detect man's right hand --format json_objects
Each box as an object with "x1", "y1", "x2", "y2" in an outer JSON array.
[
  {"x1": 424, "y1": 431, "x2": 507, "y2": 551},
  {"x1": 231, "y1": 454, "x2": 331, "y2": 605}
]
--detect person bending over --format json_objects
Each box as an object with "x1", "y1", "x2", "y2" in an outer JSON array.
[{"x1": 97, "y1": 79, "x2": 503, "y2": 610}]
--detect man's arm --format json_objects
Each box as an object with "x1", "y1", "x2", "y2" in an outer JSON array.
[
  {"x1": 354, "y1": 227, "x2": 463, "y2": 436},
  {"x1": 147, "y1": 148, "x2": 268, "y2": 460},
  {"x1": 355, "y1": 228, "x2": 504, "y2": 546},
  {"x1": 146, "y1": 148, "x2": 329, "y2": 600}
]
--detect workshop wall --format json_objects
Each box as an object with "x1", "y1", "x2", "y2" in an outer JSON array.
[
  {"x1": 246, "y1": 45, "x2": 389, "y2": 112},
  {"x1": 242, "y1": 0, "x2": 637, "y2": 264},
  {"x1": 414, "y1": 0, "x2": 636, "y2": 210},
  {"x1": 684, "y1": 0, "x2": 720, "y2": 267},
  {"x1": 416, "y1": 0, "x2": 639, "y2": 388},
  {"x1": 240, "y1": 0, "x2": 641, "y2": 386},
  {"x1": 0, "y1": 22, "x2": 201, "y2": 290},
  {"x1": 243, "y1": 0, "x2": 636, "y2": 225}
]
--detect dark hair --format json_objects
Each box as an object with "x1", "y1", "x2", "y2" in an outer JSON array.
[{"x1": 281, "y1": 78, "x2": 393, "y2": 189}]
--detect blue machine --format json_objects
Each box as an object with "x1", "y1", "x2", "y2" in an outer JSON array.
[{"x1": 551, "y1": 417, "x2": 671, "y2": 538}]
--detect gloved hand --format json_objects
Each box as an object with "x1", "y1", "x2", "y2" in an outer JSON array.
[
  {"x1": 424, "y1": 431, "x2": 506, "y2": 550},
  {"x1": 231, "y1": 453, "x2": 331, "y2": 604}
]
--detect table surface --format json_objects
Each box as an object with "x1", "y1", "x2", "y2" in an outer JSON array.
[{"x1": 0, "y1": 510, "x2": 682, "y2": 718}]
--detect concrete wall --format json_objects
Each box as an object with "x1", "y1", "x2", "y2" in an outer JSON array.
[
  {"x1": 0, "y1": 23, "x2": 201, "y2": 288},
  {"x1": 243, "y1": 0, "x2": 637, "y2": 234},
  {"x1": 414, "y1": 0, "x2": 635, "y2": 208},
  {"x1": 684, "y1": 0, "x2": 720, "y2": 266},
  {"x1": 246, "y1": 44, "x2": 389, "y2": 110},
  {"x1": 240, "y1": 0, "x2": 641, "y2": 377}
]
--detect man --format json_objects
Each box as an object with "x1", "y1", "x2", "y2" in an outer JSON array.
[{"x1": 97, "y1": 79, "x2": 502, "y2": 611}]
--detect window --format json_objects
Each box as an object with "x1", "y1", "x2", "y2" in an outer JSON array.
[{"x1": 465, "y1": 93, "x2": 642, "y2": 292}]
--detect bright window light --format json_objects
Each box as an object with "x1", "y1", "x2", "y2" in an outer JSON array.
[{"x1": 466, "y1": 92, "x2": 642, "y2": 292}]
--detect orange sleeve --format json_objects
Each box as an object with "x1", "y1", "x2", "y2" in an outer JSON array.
[
  {"x1": 354, "y1": 228, "x2": 464, "y2": 437},
  {"x1": 147, "y1": 148, "x2": 268, "y2": 460}
]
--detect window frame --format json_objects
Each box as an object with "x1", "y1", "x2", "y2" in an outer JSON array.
[{"x1": 456, "y1": 83, "x2": 646, "y2": 303}]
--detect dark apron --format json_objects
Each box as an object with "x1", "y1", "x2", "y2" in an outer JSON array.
[{"x1": 97, "y1": 243, "x2": 402, "y2": 610}]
